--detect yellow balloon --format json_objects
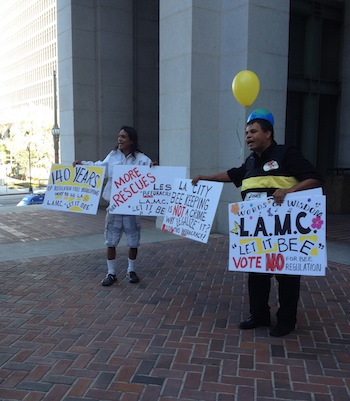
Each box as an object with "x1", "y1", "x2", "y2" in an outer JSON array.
[{"x1": 232, "y1": 70, "x2": 260, "y2": 107}]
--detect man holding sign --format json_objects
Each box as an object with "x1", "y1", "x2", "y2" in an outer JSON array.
[
  {"x1": 192, "y1": 108, "x2": 323, "y2": 337},
  {"x1": 74, "y1": 126, "x2": 154, "y2": 286}
]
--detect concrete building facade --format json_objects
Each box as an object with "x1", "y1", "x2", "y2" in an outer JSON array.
[{"x1": 56, "y1": 0, "x2": 349, "y2": 233}]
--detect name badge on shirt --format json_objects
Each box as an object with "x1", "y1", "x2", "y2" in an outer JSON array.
[
  {"x1": 245, "y1": 192, "x2": 267, "y2": 200},
  {"x1": 263, "y1": 160, "x2": 279, "y2": 172}
]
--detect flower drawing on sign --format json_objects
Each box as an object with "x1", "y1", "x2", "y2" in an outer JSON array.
[
  {"x1": 311, "y1": 216, "x2": 324, "y2": 230},
  {"x1": 231, "y1": 203, "x2": 240, "y2": 215}
]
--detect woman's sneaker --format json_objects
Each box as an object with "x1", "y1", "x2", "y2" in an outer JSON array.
[
  {"x1": 127, "y1": 271, "x2": 139, "y2": 283},
  {"x1": 101, "y1": 274, "x2": 117, "y2": 286}
]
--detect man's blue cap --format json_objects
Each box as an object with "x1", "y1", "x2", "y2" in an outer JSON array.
[{"x1": 247, "y1": 108, "x2": 274, "y2": 126}]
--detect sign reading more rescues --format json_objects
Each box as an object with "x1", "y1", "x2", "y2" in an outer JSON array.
[
  {"x1": 42, "y1": 164, "x2": 105, "y2": 214},
  {"x1": 228, "y1": 190, "x2": 327, "y2": 276},
  {"x1": 161, "y1": 179, "x2": 223, "y2": 243},
  {"x1": 109, "y1": 165, "x2": 186, "y2": 216}
]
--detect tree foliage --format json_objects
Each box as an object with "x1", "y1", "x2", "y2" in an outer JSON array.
[{"x1": 0, "y1": 105, "x2": 55, "y2": 180}]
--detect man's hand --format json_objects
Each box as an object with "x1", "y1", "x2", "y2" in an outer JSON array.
[
  {"x1": 272, "y1": 188, "x2": 290, "y2": 205},
  {"x1": 191, "y1": 176, "x2": 202, "y2": 186}
]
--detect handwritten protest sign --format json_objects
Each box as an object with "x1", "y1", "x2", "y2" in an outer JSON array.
[
  {"x1": 228, "y1": 191, "x2": 327, "y2": 276},
  {"x1": 161, "y1": 179, "x2": 223, "y2": 243},
  {"x1": 42, "y1": 164, "x2": 105, "y2": 214},
  {"x1": 109, "y1": 165, "x2": 186, "y2": 216}
]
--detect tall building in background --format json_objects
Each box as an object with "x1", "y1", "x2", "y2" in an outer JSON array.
[{"x1": 0, "y1": 0, "x2": 57, "y2": 123}]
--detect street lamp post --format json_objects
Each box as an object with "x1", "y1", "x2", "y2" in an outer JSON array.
[
  {"x1": 52, "y1": 124, "x2": 60, "y2": 164},
  {"x1": 27, "y1": 143, "x2": 33, "y2": 193},
  {"x1": 52, "y1": 70, "x2": 60, "y2": 163}
]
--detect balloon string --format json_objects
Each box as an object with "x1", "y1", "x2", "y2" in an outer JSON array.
[{"x1": 235, "y1": 108, "x2": 245, "y2": 159}]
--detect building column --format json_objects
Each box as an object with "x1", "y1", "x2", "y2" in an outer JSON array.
[
  {"x1": 57, "y1": 1, "x2": 134, "y2": 165},
  {"x1": 159, "y1": 0, "x2": 290, "y2": 233}
]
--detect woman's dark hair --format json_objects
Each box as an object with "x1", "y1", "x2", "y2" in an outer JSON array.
[
  {"x1": 248, "y1": 118, "x2": 274, "y2": 139},
  {"x1": 115, "y1": 126, "x2": 142, "y2": 155}
]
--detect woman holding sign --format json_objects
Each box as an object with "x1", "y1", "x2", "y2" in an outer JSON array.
[
  {"x1": 73, "y1": 126, "x2": 154, "y2": 286},
  {"x1": 192, "y1": 109, "x2": 323, "y2": 337}
]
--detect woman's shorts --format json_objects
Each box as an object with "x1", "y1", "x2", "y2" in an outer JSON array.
[{"x1": 104, "y1": 213, "x2": 141, "y2": 248}]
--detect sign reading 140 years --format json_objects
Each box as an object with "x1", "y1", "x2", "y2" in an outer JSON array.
[
  {"x1": 228, "y1": 190, "x2": 327, "y2": 276},
  {"x1": 42, "y1": 164, "x2": 105, "y2": 215}
]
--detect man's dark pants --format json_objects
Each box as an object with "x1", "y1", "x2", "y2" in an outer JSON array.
[{"x1": 248, "y1": 272, "x2": 301, "y2": 328}]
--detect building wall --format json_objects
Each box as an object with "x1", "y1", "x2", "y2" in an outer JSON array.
[
  {"x1": 58, "y1": 0, "x2": 134, "y2": 165},
  {"x1": 132, "y1": 0, "x2": 159, "y2": 162},
  {"x1": 56, "y1": 0, "x2": 349, "y2": 232},
  {"x1": 159, "y1": 0, "x2": 290, "y2": 233},
  {"x1": 57, "y1": 0, "x2": 159, "y2": 166}
]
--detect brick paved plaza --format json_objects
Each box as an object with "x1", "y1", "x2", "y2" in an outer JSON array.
[{"x1": 0, "y1": 208, "x2": 349, "y2": 401}]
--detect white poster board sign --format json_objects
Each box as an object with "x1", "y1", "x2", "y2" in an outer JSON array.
[
  {"x1": 42, "y1": 164, "x2": 105, "y2": 215},
  {"x1": 228, "y1": 191, "x2": 327, "y2": 276},
  {"x1": 109, "y1": 166, "x2": 186, "y2": 216},
  {"x1": 161, "y1": 179, "x2": 223, "y2": 243}
]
